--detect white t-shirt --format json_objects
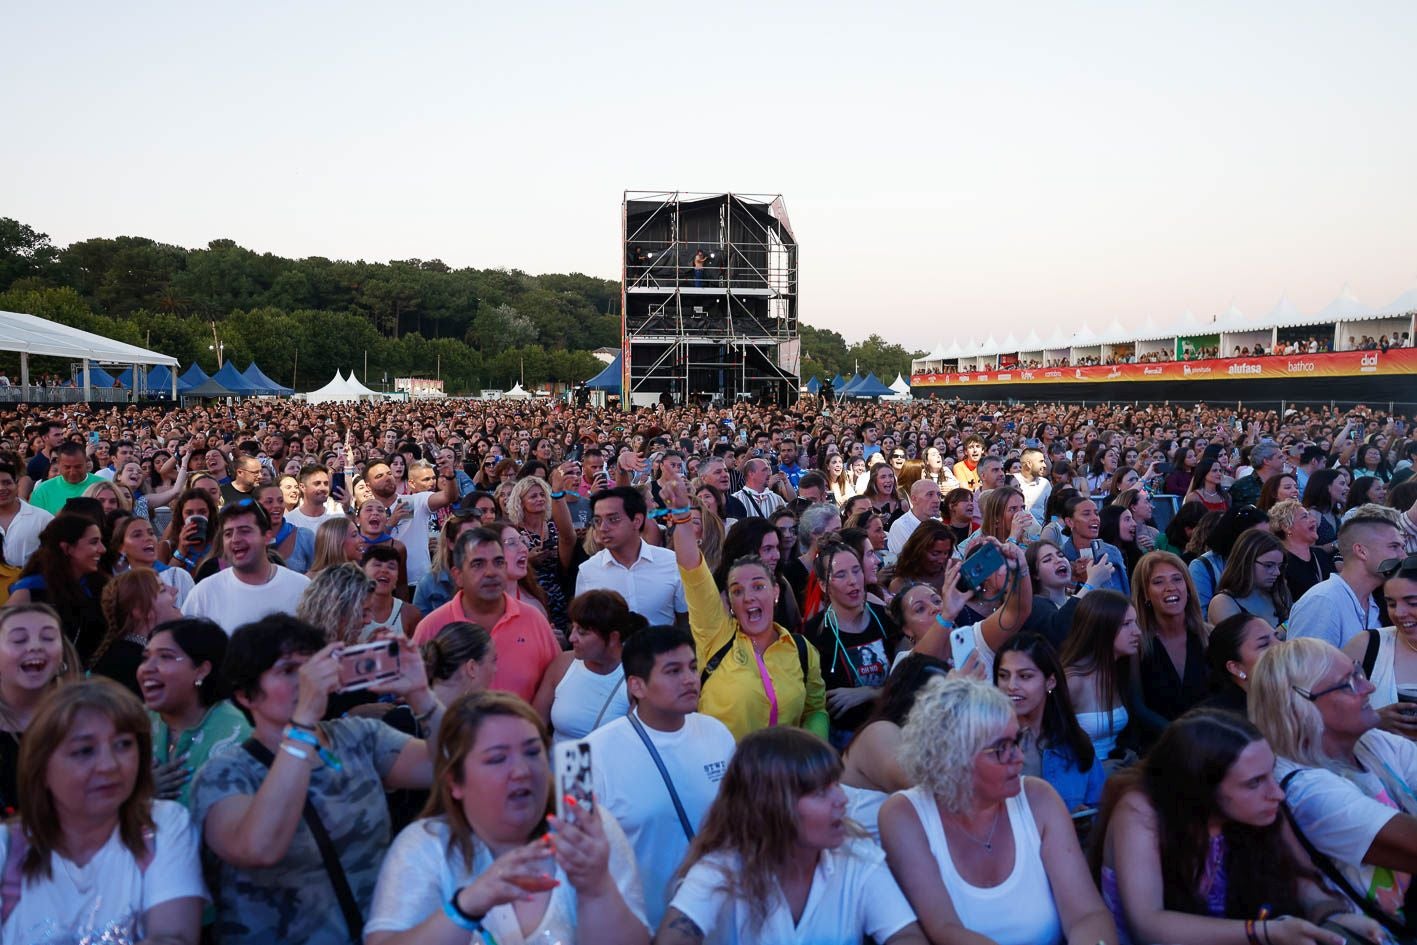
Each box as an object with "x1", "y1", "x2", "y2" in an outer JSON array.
[
  {"x1": 365, "y1": 810, "x2": 648, "y2": 942},
  {"x1": 1276, "y1": 729, "x2": 1417, "y2": 917},
  {"x1": 182, "y1": 565, "x2": 311, "y2": 634},
  {"x1": 385, "y1": 491, "x2": 434, "y2": 585},
  {"x1": 0, "y1": 800, "x2": 207, "y2": 944},
  {"x1": 282, "y1": 505, "x2": 346, "y2": 533},
  {"x1": 155, "y1": 563, "x2": 196, "y2": 609},
  {"x1": 669, "y1": 838, "x2": 916, "y2": 945},
  {"x1": 586, "y1": 711, "x2": 736, "y2": 928}
]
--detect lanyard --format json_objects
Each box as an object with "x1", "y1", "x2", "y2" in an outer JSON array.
[
  {"x1": 825, "y1": 605, "x2": 883, "y2": 686},
  {"x1": 754, "y1": 647, "x2": 780, "y2": 727}
]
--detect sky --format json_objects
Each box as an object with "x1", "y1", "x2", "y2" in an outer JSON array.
[{"x1": 5, "y1": 2, "x2": 1417, "y2": 352}]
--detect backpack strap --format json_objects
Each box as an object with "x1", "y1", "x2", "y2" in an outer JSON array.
[
  {"x1": 792, "y1": 633, "x2": 809, "y2": 682},
  {"x1": 700, "y1": 634, "x2": 810, "y2": 688},
  {"x1": 1362, "y1": 631, "x2": 1383, "y2": 682}
]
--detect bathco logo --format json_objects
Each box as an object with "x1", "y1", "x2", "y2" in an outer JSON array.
[
  {"x1": 1361, "y1": 352, "x2": 1379, "y2": 373},
  {"x1": 1183, "y1": 364, "x2": 1212, "y2": 376},
  {"x1": 1286, "y1": 361, "x2": 1315, "y2": 373},
  {"x1": 1227, "y1": 363, "x2": 1262, "y2": 375}
]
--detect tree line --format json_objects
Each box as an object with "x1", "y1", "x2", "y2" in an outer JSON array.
[{"x1": 0, "y1": 218, "x2": 919, "y2": 394}]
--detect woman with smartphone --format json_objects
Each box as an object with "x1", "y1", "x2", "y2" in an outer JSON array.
[
  {"x1": 1342, "y1": 558, "x2": 1417, "y2": 739},
  {"x1": 194, "y1": 615, "x2": 441, "y2": 945},
  {"x1": 365, "y1": 691, "x2": 648, "y2": 945}
]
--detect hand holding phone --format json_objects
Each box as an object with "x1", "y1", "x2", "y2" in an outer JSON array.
[
  {"x1": 554, "y1": 740, "x2": 595, "y2": 826},
  {"x1": 337, "y1": 640, "x2": 401, "y2": 692}
]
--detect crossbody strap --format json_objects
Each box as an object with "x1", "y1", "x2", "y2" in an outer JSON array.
[
  {"x1": 243, "y1": 738, "x2": 363, "y2": 943},
  {"x1": 627, "y1": 713, "x2": 695, "y2": 842},
  {"x1": 590, "y1": 673, "x2": 625, "y2": 731},
  {"x1": 1278, "y1": 770, "x2": 1414, "y2": 940}
]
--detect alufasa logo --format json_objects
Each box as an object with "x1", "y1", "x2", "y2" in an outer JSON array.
[{"x1": 1227, "y1": 362, "x2": 1262, "y2": 375}]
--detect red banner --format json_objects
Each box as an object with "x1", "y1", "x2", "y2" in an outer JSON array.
[{"x1": 911, "y1": 348, "x2": 1417, "y2": 389}]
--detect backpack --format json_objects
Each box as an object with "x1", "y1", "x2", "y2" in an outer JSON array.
[
  {"x1": 1, "y1": 825, "x2": 155, "y2": 924},
  {"x1": 701, "y1": 632, "x2": 810, "y2": 688}
]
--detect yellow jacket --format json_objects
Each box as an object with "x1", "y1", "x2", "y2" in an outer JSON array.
[{"x1": 681, "y1": 558, "x2": 828, "y2": 741}]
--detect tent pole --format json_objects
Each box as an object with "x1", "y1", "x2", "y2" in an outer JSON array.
[
  {"x1": 19, "y1": 353, "x2": 28, "y2": 388},
  {"x1": 83, "y1": 361, "x2": 91, "y2": 403},
  {"x1": 171, "y1": 366, "x2": 177, "y2": 401}
]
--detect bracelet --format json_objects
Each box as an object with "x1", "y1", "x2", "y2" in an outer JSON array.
[
  {"x1": 413, "y1": 698, "x2": 441, "y2": 726},
  {"x1": 648, "y1": 508, "x2": 669, "y2": 519},
  {"x1": 443, "y1": 893, "x2": 485, "y2": 932},
  {"x1": 1262, "y1": 920, "x2": 1272, "y2": 945},
  {"x1": 288, "y1": 718, "x2": 317, "y2": 732},
  {"x1": 668, "y1": 506, "x2": 692, "y2": 516},
  {"x1": 280, "y1": 742, "x2": 310, "y2": 762},
  {"x1": 1245, "y1": 919, "x2": 1259, "y2": 945},
  {"x1": 670, "y1": 513, "x2": 693, "y2": 526},
  {"x1": 284, "y1": 725, "x2": 343, "y2": 771},
  {"x1": 934, "y1": 614, "x2": 955, "y2": 629}
]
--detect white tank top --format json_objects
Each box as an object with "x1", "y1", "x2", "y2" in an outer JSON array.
[
  {"x1": 357, "y1": 597, "x2": 404, "y2": 642},
  {"x1": 1075, "y1": 705, "x2": 1128, "y2": 760},
  {"x1": 550, "y1": 659, "x2": 629, "y2": 744},
  {"x1": 901, "y1": 783, "x2": 1063, "y2": 945}
]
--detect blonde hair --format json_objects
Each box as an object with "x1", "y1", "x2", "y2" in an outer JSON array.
[
  {"x1": 83, "y1": 479, "x2": 130, "y2": 513},
  {"x1": 1248, "y1": 637, "x2": 1345, "y2": 768},
  {"x1": 296, "y1": 562, "x2": 371, "y2": 643},
  {"x1": 504, "y1": 476, "x2": 552, "y2": 528},
  {"x1": 309, "y1": 516, "x2": 356, "y2": 575},
  {"x1": 901, "y1": 676, "x2": 1013, "y2": 812},
  {"x1": 1267, "y1": 499, "x2": 1308, "y2": 538}
]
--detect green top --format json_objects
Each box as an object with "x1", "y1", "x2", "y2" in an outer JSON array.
[
  {"x1": 150, "y1": 699, "x2": 251, "y2": 809},
  {"x1": 29, "y1": 473, "x2": 104, "y2": 515}
]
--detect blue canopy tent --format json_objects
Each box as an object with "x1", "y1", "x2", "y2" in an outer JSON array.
[
  {"x1": 585, "y1": 355, "x2": 622, "y2": 392},
  {"x1": 241, "y1": 362, "x2": 294, "y2": 395},
  {"x1": 179, "y1": 363, "x2": 211, "y2": 388},
  {"x1": 846, "y1": 372, "x2": 895, "y2": 399},
  {"x1": 212, "y1": 362, "x2": 267, "y2": 396},
  {"x1": 805, "y1": 376, "x2": 821, "y2": 394},
  {"x1": 830, "y1": 373, "x2": 846, "y2": 390},
  {"x1": 76, "y1": 362, "x2": 118, "y2": 388},
  {"x1": 839, "y1": 373, "x2": 864, "y2": 395},
  {"x1": 146, "y1": 365, "x2": 181, "y2": 395},
  {"x1": 115, "y1": 366, "x2": 147, "y2": 390}
]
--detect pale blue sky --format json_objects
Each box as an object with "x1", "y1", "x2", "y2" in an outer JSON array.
[{"x1": 5, "y1": 2, "x2": 1415, "y2": 350}]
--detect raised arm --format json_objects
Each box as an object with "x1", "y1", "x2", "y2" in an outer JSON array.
[{"x1": 978, "y1": 538, "x2": 1032, "y2": 654}]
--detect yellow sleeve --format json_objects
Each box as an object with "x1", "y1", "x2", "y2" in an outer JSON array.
[
  {"x1": 680, "y1": 558, "x2": 733, "y2": 665},
  {"x1": 801, "y1": 640, "x2": 829, "y2": 739}
]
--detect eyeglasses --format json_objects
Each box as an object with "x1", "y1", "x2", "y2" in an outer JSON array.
[
  {"x1": 1292, "y1": 661, "x2": 1368, "y2": 701},
  {"x1": 978, "y1": 732, "x2": 1027, "y2": 764},
  {"x1": 591, "y1": 514, "x2": 625, "y2": 528},
  {"x1": 1379, "y1": 555, "x2": 1417, "y2": 579}
]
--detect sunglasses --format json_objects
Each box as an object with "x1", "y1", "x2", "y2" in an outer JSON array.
[{"x1": 1379, "y1": 555, "x2": 1417, "y2": 579}]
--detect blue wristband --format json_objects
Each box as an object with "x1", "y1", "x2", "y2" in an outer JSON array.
[
  {"x1": 443, "y1": 895, "x2": 484, "y2": 933},
  {"x1": 283, "y1": 725, "x2": 343, "y2": 771},
  {"x1": 1079, "y1": 582, "x2": 1096, "y2": 591},
  {"x1": 549, "y1": 491, "x2": 566, "y2": 500}
]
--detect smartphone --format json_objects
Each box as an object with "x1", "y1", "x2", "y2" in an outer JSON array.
[
  {"x1": 337, "y1": 640, "x2": 401, "y2": 692},
  {"x1": 186, "y1": 514, "x2": 208, "y2": 544},
  {"x1": 949, "y1": 627, "x2": 976, "y2": 670},
  {"x1": 1155, "y1": 462, "x2": 1173, "y2": 475},
  {"x1": 567, "y1": 443, "x2": 583, "y2": 463},
  {"x1": 553, "y1": 739, "x2": 595, "y2": 826},
  {"x1": 331, "y1": 471, "x2": 346, "y2": 493},
  {"x1": 957, "y1": 543, "x2": 1005, "y2": 592}
]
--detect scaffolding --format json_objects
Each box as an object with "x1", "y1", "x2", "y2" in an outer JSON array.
[{"x1": 621, "y1": 191, "x2": 800, "y2": 407}]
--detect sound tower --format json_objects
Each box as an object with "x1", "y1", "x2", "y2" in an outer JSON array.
[{"x1": 621, "y1": 192, "x2": 800, "y2": 409}]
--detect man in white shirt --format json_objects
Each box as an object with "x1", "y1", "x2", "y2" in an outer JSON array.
[
  {"x1": 1290, "y1": 506, "x2": 1404, "y2": 648},
  {"x1": 887, "y1": 479, "x2": 941, "y2": 554},
  {"x1": 576, "y1": 487, "x2": 687, "y2": 628},
  {"x1": 282, "y1": 464, "x2": 347, "y2": 532},
  {"x1": 182, "y1": 501, "x2": 310, "y2": 634},
  {"x1": 366, "y1": 456, "x2": 458, "y2": 585},
  {"x1": 587, "y1": 627, "x2": 736, "y2": 929},
  {"x1": 1017, "y1": 448, "x2": 1052, "y2": 523},
  {"x1": 729, "y1": 458, "x2": 791, "y2": 519},
  {"x1": 0, "y1": 461, "x2": 52, "y2": 568},
  {"x1": 94, "y1": 441, "x2": 135, "y2": 481}
]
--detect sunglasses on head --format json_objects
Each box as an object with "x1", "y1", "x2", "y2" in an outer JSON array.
[{"x1": 1379, "y1": 555, "x2": 1417, "y2": 579}]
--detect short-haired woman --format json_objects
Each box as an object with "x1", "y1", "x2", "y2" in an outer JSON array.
[
  {"x1": 3, "y1": 678, "x2": 206, "y2": 944},
  {"x1": 1249, "y1": 638, "x2": 1417, "y2": 932},
  {"x1": 1269, "y1": 499, "x2": 1335, "y2": 604},
  {"x1": 658, "y1": 726, "x2": 926, "y2": 945},
  {"x1": 879, "y1": 676, "x2": 1117, "y2": 945},
  {"x1": 533, "y1": 590, "x2": 644, "y2": 742},
  {"x1": 365, "y1": 691, "x2": 648, "y2": 945}
]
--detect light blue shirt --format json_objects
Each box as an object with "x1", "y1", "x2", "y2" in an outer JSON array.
[{"x1": 1288, "y1": 573, "x2": 1382, "y2": 649}]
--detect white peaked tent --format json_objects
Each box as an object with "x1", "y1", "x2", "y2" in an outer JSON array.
[
  {"x1": 1379, "y1": 287, "x2": 1417, "y2": 316},
  {"x1": 503, "y1": 383, "x2": 532, "y2": 400},
  {"x1": 885, "y1": 374, "x2": 913, "y2": 400},
  {"x1": 1317, "y1": 285, "x2": 1374, "y2": 322},
  {"x1": 305, "y1": 371, "x2": 386, "y2": 404},
  {"x1": 1265, "y1": 294, "x2": 1308, "y2": 327}
]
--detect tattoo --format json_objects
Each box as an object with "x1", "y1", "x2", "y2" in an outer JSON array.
[{"x1": 663, "y1": 910, "x2": 704, "y2": 943}]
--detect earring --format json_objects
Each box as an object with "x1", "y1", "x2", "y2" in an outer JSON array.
[
  {"x1": 1237, "y1": 671, "x2": 1247, "y2": 680},
  {"x1": 59, "y1": 662, "x2": 69, "y2": 674},
  {"x1": 195, "y1": 676, "x2": 205, "y2": 687}
]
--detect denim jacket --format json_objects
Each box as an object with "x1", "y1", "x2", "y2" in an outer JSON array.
[{"x1": 1042, "y1": 741, "x2": 1106, "y2": 811}]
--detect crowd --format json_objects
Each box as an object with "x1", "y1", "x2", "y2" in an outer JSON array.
[{"x1": 1, "y1": 391, "x2": 1416, "y2": 945}]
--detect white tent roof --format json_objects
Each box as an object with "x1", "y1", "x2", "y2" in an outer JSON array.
[
  {"x1": 1133, "y1": 314, "x2": 1172, "y2": 343},
  {"x1": 889, "y1": 373, "x2": 911, "y2": 393},
  {"x1": 924, "y1": 343, "x2": 949, "y2": 361},
  {"x1": 1021, "y1": 329, "x2": 1044, "y2": 349},
  {"x1": 1378, "y1": 287, "x2": 1417, "y2": 317},
  {"x1": 1214, "y1": 303, "x2": 1248, "y2": 333},
  {"x1": 0, "y1": 309, "x2": 178, "y2": 366},
  {"x1": 1045, "y1": 327, "x2": 1069, "y2": 348},
  {"x1": 343, "y1": 372, "x2": 382, "y2": 397},
  {"x1": 1071, "y1": 323, "x2": 1098, "y2": 346},
  {"x1": 1265, "y1": 294, "x2": 1307, "y2": 326},
  {"x1": 1000, "y1": 331, "x2": 1019, "y2": 352},
  {"x1": 503, "y1": 383, "x2": 532, "y2": 400},
  {"x1": 1317, "y1": 284, "x2": 1374, "y2": 322},
  {"x1": 1097, "y1": 318, "x2": 1129, "y2": 345},
  {"x1": 305, "y1": 371, "x2": 386, "y2": 404},
  {"x1": 944, "y1": 340, "x2": 963, "y2": 358}
]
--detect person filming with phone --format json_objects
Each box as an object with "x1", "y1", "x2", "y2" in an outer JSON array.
[
  {"x1": 193, "y1": 614, "x2": 443, "y2": 945},
  {"x1": 1059, "y1": 494, "x2": 1130, "y2": 596}
]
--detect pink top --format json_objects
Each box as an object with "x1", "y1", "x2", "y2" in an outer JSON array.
[{"x1": 412, "y1": 592, "x2": 559, "y2": 702}]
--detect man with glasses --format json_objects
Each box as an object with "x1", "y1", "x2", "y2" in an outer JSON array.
[
  {"x1": 1290, "y1": 506, "x2": 1406, "y2": 648},
  {"x1": 576, "y1": 486, "x2": 687, "y2": 628}
]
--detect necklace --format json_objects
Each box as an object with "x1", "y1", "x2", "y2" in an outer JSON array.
[
  {"x1": 1401, "y1": 632, "x2": 1417, "y2": 656},
  {"x1": 949, "y1": 805, "x2": 1003, "y2": 851}
]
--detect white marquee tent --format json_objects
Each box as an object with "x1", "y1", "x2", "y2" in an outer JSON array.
[
  {"x1": 303, "y1": 371, "x2": 389, "y2": 404},
  {"x1": 0, "y1": 309, "x2": 180, "y2": 398}
]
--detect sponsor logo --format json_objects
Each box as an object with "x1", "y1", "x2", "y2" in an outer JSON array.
[
  {"x1": 959, "y1": 375, "x2": 971, "y2": 382},
  {"x1": 1183, "y1": 364, "x2": 1212, "y2": 376},
  {"x1": 1286, "y1": 361, "x2": 1315, "y2": 373},
  {"x1": 1045, "y1": 370, "x2": 1063, "y2": 378},
  {"x1": 1021, "y1": 371, "x2": 1035, "y2": 380},
  {"x1": 1107, "y1": 368, "x2": 1122, "y2": 379},
  {"x1": 1143, "y1": 367, "x2": 1162, "y2": 375},
  {"x1": 1074, "y1": 369, "x2": 1084, "y2": 379},
  {"x1": 998, "y1": 373, "x2": 1012, "y2": 381},
  {"x1": 1361, "y1": 352, "x2": 1379, "y2": 372},
  {"x1": 978, "y1": 374, "x2": 990, "y2": 381},
  {"x1": 1227, "y1": 363, "x2": 1262, "y2": 375}
]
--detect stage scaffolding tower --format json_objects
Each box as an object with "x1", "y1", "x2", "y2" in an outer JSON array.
[{"x1": 620, "y1": 191, "x2": 800, "y2": 409}]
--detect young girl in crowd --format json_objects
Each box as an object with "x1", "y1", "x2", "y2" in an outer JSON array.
[
  {"x1": 1060, "y1": 589, "x2": 1143, "y2": 763},
  {"x1": 0, "y1": 603, "x2": 79, "y2": 814}
]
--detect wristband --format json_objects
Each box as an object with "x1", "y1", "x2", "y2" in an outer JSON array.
[
  {"x1": 549, "y1": 491, "x2": 566, "y2": 499},
  {"x1": 283, "y1": 725, "x2": 343, "y2": 771},
  {"x1": 670, "y1": 514, "x2": 693, "y2": 526},
  {"x1": 280, "y1": 742, "x2": 310, "y2": 762},
  {"x1": 934, "y1": 614, "x2": 954, "y2": 630},
  {"x1": 668, "y1": 506, "x2": 692, "y2": 516},
  {"x1": 444, "y1": 893, "x2": 486, "y2": 932},
  {"x1": 648, "y1": 508, "x2": 668, "y2": 519},
  {"x1": 413, "y1": 698, "x2": 441, "y2": 726},
  {"x1": 288, "y1": 718, "x2": 317, "y2": 732},
  {"x1": 1079, "y1": 582, "x2": 1096, "y2": 591}
]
